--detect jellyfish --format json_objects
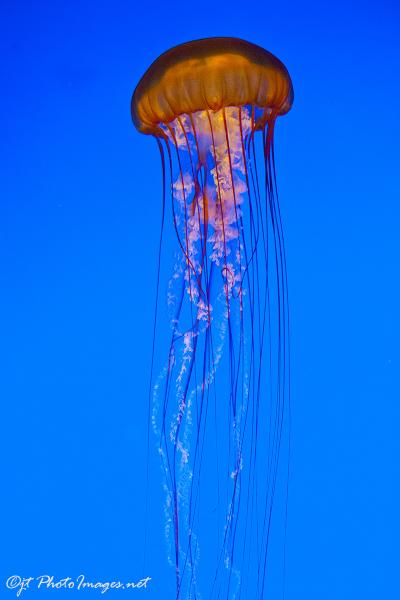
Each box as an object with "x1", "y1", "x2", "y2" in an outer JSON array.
[{"x1": 131, "y1": 37, "x2": 293, "y2": 599}]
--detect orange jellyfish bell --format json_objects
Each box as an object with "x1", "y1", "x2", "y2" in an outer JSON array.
[{"x1": 131, "y1": 37, "x2": 294, "y2": 134}]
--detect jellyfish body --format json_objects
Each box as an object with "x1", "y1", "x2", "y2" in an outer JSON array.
[{"x1": 132, "y1": 38, "x2": 293, "y2": 599}]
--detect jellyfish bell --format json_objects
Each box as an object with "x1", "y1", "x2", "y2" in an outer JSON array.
[
  {"x1": 131, "y1": 37, "x2": 293, "y2": 600},
  {"x1": 131, "y1": 37, "x2": 293, "y2": 134}
]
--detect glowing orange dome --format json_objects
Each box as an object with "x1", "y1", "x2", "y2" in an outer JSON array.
[{"x1": 131, "y1": 37, "x2": 294, "y2": 135}]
